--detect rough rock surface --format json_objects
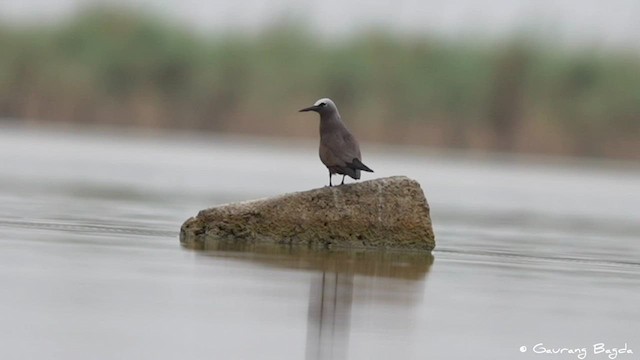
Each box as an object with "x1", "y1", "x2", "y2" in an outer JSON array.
[{"x1": 180, "y1": 176, "x2": 435, "y2": 251}]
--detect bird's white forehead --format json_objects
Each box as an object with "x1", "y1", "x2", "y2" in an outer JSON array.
[{"x1": 314, "y1": 98, "x2": 333, "y2": 106}]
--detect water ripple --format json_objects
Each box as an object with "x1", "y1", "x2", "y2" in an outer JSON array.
[{"x1": 0, "y1": 219, "x2": 178, "y2": 238}]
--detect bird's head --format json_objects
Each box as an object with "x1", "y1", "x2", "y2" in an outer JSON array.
[{"x1": 299, "y1": 98, "x2": 338, "y2": 115}]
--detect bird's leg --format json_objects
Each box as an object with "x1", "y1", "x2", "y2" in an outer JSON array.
[
  {"x1": 328, "y1": 171, "x2": 333, "y2": 187},
  {"x1": 341, "y1": 175, "x2": 346, "y2": 185}
]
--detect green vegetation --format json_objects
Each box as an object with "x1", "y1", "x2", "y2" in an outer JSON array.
[{"x1": 1, "y1": 9, "x2": 639, "y2": 158}]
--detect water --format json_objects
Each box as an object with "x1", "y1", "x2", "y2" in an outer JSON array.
[{"x1": 1, "y1": 125, "x2": 639, "y2": 360}]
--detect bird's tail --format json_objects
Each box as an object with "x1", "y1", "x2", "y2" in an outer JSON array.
[{"x1": 351, "y1": 158, "x2": 374, "y2": 172}]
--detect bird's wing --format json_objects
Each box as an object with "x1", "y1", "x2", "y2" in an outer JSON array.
[
  {"x1": 339, "y1": 131, "x2": 362, "y2": 162},
  {"x1": 320, "y1": 130, "x2": 362, "y2": 167},
  {"x1": 319, "y1": 140, "x2": 346, "y2": 168}
]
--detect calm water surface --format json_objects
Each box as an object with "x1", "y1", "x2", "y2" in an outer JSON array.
[{"x1": 1, "y1": 125, "x2": 639, "y2": 360}]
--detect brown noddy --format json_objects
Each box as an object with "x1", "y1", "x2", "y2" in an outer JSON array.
[{"x1": 299, "y1": 98, "x2": 373, "y2": 186}]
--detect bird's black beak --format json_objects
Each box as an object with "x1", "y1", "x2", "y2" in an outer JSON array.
[{"x1": 299, "y1": 105, "x2": 319, "y2": 112}]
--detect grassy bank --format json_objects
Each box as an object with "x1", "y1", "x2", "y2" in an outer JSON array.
[{"x1": 1, "y1": 9, "x2": 639, "y2": 159}]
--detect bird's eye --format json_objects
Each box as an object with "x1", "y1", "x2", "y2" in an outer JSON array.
[{"x1": 319, "y1": 102, "x2": 327, "y2": 107}]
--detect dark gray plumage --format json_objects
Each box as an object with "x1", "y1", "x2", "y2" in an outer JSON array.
[{"x1": 299, "y1": 98, "x2": 373, "y2": 186}]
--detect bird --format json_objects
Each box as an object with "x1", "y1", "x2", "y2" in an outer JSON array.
[{"x1": 299, "y1": 98, "x2": 373, "y2": 186}]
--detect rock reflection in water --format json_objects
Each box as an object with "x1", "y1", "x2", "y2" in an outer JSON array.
[{"x1": 193, "y1": 241, "x2": 434, "y2": 360}]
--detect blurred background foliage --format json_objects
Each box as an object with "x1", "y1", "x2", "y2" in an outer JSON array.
[{"x1": 0, "y1": 8, "x2": 638, "y2": 159}]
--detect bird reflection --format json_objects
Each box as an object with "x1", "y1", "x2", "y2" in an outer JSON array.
[
  {"x1": 194, "y1": 241, "x2": 434, "y2": 360},
  {"x1": 305, "y1": 271, "x2": 354, "y2": 360}
]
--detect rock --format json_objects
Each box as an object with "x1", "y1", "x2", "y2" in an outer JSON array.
[{"x1": 180, "y1": 176, "x2": 435, "y2": 251}]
